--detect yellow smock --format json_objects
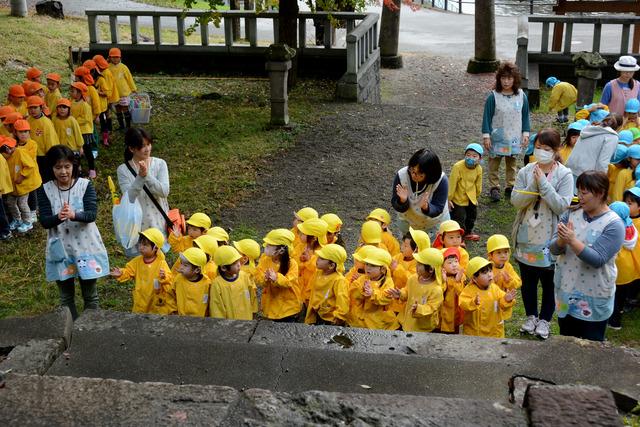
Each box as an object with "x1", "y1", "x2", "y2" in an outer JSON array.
[
  {"x1": 448, "y1": 159, "x2": 483, "y2": 206},
  {"x1": 548, "y1": 82, "x2": 577, "y2": 111},
  {"x1": 347, "y1": 273, "x2": 398, "y2": 330},
  {"x1": 115, "y1": 255, "x2": 173, "y2": 314},
  {"x1": 168, "y1": 233, "x2": 194, "y2": 254},
  {"x1": 390, "y1": 253, "x2": 416, "y2": 313},
  {"x1": 608, "y1": 164, "x2": 624, "y2": 203},
  {"x1": 459, "y1": 283, "x2": 514, "y2": 338},
  {"x1": 52, "y1": 116, "x2": 83, "y2": 151},
  {"x1": 209, "y1": 270, "x2": 257, "y2": 320},
  {"x1": 27, "y1": 115, "x2": 59, "y2": 156},
  {"x1": 94, "y1": 75, "x2": 110, "y2": 113},
  {"x1": 397, "y1": 274, "x2": 444, "y2": 332},
  {"x1": 6, "y1": 101, "x2": 27, "y2": 116},
  {"x1": 71, "y1": 100, "x2": 93, "y2": 134},
  {"x1": 174, "y1": 273, "x2": 211, "y2": 317},
  {"x1": 0, "y1": 155, "x2": 12, "y2": 195},
  {"x1": 101, "y1": 68, "x2": 120, "y2": 104},
  {"x1": 559, "y1": 145, "x2": 573, "y2": 164},
  {"x1": 7, "y1": 147, "x2": 42, "y2": 196},
  {"x1": 255, "y1": 255, "x2": 301, "y2": 319},
  {"x1": 382, "y1": 231, "x2": 401, "y2": 256},
  {"x1": 439, "y1": 275, "x2": 465, "y2": 333},
  {"x1": 86, "y1": 86, "x2": 101, "y2": 119},
  {"x1": 441, "y1": 246, "x2": 469, "y2": 272},
  {"x1": 304, "y1": 271, "x2": 349, "y2": 324},
  {"x1": 204, "y1": 260, "x2": 218, "y2": 281},
  {"x1": 294, "y1": 245, "x2": 318, "y2": 305},
  {"x1": 109, "y1": 63, "x2": 137, "y2": 98},
  {"x1": 612, "y1": 168, "x2": 634, "y2": 202},
  {"x1": 16, "y1": 139, "x2": 37, "y2": 160},
  {"x1": 616, "y1": 220, "x2": 640, "y2": 285},
  {"x1": 492, "y1": 261, "x2": 522, "y2": 291},
  {"x1": 44, "y1": 88, "x2": 61, "y2": 117}
]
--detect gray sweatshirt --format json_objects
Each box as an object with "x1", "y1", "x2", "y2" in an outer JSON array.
[{"x1": 565, "y1": 125, "x2": 618, "y2": 177}]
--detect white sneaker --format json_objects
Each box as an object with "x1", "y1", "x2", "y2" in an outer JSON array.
[
  {"x1": 520, "y1": 315, "x2": 538, "y2": 334},
  {"x1": 535, "y1": 319, "x2": 550, "y2": 340}
]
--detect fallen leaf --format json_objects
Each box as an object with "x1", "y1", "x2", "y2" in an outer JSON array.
[{"x1": 360, "y1": 384, "x2": 371, "y2": 389}]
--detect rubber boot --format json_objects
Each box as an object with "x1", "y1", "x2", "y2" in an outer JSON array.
[
  {"x1": 124, "y1": 111, "x2": 132, "y2": 129},
  {"x1": 106, "y1": 117, "x2": 113, "y2": 132},
  {"x1": 102, "y1": 131, "x2": 110, "y2": 147}
]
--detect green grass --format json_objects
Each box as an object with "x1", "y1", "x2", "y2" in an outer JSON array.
[
  {"x1": 533, "y1": 86, "x2": 604, "y2": 115},
  {"x1": 133, "y1": 0, "x2": 231, "y2": 10}
]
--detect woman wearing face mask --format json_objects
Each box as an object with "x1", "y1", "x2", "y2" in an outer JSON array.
[{"x1": 510, "y1": 128, "x2": 574, "y2": 339}]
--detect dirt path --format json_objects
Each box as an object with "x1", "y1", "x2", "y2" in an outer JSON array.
[{"x1": 221, "y1": 53, "x2": 495, "y2": 249}]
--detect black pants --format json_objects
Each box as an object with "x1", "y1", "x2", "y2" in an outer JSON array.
[
  {"x1": 609, "y1": 282, "x2": 637, "y2": 327},
  {"x1": 558, "y1": 315, "x2": 608, "y2": 342},
  {"x1": 450, "y1": 202, "x2": 477, "y2": 234},
  {"x1": 82, "y1": 134, "x2": 96, "y2": 171},
  {"x1": 36, "y1": 156, "x2": 53, "y2": 183},
  {"x1": 0, "y1": 195, "x2": 9, "y2": 235},
  {"x1": 518, "y1": 262, "x2": 555, "y2": 321}
]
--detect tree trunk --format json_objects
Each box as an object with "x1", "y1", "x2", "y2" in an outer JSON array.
[
  {"x1": 379, "y1": 0, "x2": 402, "y2": 68},
  {"x1": 278, "y1": 0, "x2": 299, "y2": 86},
  {"x1": 10, "y1": 0, "x2": 28, "y2": 17}
]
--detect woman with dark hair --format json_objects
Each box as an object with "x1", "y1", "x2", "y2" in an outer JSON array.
[
  {"x1": 482, "y1": 61, "x2": 531, "y2": 202},
  {"x1": 391, "y1": 148, "x2": 449, "y2": 235},
  {"x1": 550, "y1": 171, "x2": 625, "y2": 341},
  {"x1": 116, "y1": 127, "x2": 170, "y2": 256},
  {"x1": 600, "y1": 55, "x2": 640, "y2": 117},
  {"x1": 37, "y1": 145, "x2": 109, "y2": 319}
]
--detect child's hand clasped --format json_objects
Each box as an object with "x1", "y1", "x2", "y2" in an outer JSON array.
[
  {"x1": 385, "y1": 288, "x2": 401, "y2": 299},
  {"x1": 363, "y1": 280, "x2": 373, "y2": 297}
]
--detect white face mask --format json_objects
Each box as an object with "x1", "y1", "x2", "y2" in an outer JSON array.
[{"x1": 534, "y1": 148, "x2": 554, "y2": 165}]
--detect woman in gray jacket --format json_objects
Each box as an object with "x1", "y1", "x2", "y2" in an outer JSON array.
[{"x1": 511, "y1": 128, "x2": 574, "y2": 339}]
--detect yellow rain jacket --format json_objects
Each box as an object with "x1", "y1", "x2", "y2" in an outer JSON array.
[
  {"x1": 209, "y1": 270, "x2": 257, "y2": 320},
  {"x1": 347, "y1": 274, "x2": 398, "y2": 330},
  {"x1": 255, "y1": 255, "x2": 301, "y2": 319},
  {"x1": 390, "y1": 253, "x2": 416, "y2": 313},
  {"x1": 101, "y1": 68, "x2": 120, "y2": 104},
  {"x1": 439, "y1": 275, "x2": 465, "y2": 333},
  {"x1": 0, "y1": 155, "x2": 12, "y2": 195},
  {"x1": 204, "y1": 260, "x2": 218, "y2": 281},
  {"x1": 86, "y1": 86, "x2": 101, "y2": 119},
  {"x1": 71, "y1": 99, "x2": 93, "y2": 134},
  {"x1": 109, "y1": 62, "x2": 137, "y2": 98},
  {"x1": 382, "y1": 231, "x2": 401, "y2": 256},
  {"x1": 168, "y1": 233, "x2": 194, "y2": 254},
  {"x1": 7, "y1": 147, "x2": 41, "y2": 196},
  {"x1": 398, "y1": 274, "x2": 444, "y2": 332},
  {"x1": 52, "y1": 116, "x2": 83, "y2": 151},
  {"x1": 608, "y1": 164, "x2": 624, "y2": 202},
  {"x1": 613, "y1": 168, "x2": 635, "y2": 202},
  {"x1": 492, "y1": 261, "x2": 522, "y2": 292},
  {"x1": 294, "y1": 244, "x2": 318, "y2": 304},
  {"x1": 448, "y1": 159, "x2": 483, "y2": 206},
  {"x1": 442, "y1": 246, "x2": 469, "y2": 272},
  {"x1": 174, "y1": 273, "x2": 211, "y2": 317},
  {"x1": 44, "y1": 88, "x2": 61, "y2": 117},
  {"x1": 0, "y1": 126, "x2": 10, "y2": 137},
  {"x1": 16, "y1": 138, "x2": 37, "y2": 160},
  {"x1": 6, "y1": 101, "x2": 27, "y2": 117},
  {"x1": 304, "y1": 271, "x2": 349, "y2": 324},
  {"x1": 115, "y1": 255, "x2": 173, "y2": 314},
  {"x1": 27, "y1": 114, "x2": 59, "y2": 156},
  {"x1": 548, "y1": 81, "x2": 577, "y2": 112},
  {"x1": 616, "y1": 218, "x2": 640, "y2": 285},
  {"x1": 559, "y1": 145, "x2": 573, "y2": 164},
  {"x1": 459, "y1": 283, "x2": 514, "y2": 338}
]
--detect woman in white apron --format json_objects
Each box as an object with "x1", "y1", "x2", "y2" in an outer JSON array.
[{"x1": 391, "y1": 148, "x2": 450, "y2": 237}]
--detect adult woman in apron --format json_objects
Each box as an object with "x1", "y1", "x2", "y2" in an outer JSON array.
[
  {"x1": 600, "y1": 55, "x2": 640, "y2": 117},
  {"x1": 391, "y1": 148, "x2": 449, "y2": 237}
]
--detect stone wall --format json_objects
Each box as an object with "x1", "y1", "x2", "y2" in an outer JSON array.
[{"x1": 336, "y1": 51, "x2": 381, "y2": 104}]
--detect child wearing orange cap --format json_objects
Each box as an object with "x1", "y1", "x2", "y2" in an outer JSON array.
[
  {"x1": 6, "y1": 85, "x2": 27, "y2": 116},
  {"x1": 432, "y1": 220, "x2": 469, "y2": 271},
  {"x1": 70, "y1": 82, "x2": 97, "y2": 179},
  {"x1": 0, "y1": 105, "x2": 16, "y2": 137},
  {"x1": 75, "y1": 67, "x2": 101, "y2": 122},
  {"x1": 26, "y1": 83, "x2": 51, "y2": 117},
  {"x1": 25, "y1": 67, "x2": 43, "y2": 83},
  {"x1": 93, "y1": 54, "x2": 119, "y2": 138},
  {"x1": 0, "y1": 135, "x2": 42, "y2": 233},
  {"x1": 13, "y1": 119, "x2": 37, "y2": 160},
  {"x1": 84, "y1": 60, "x2": 111, "y2": 146},
  {"x1": 45, "y1": 73, "x2": 62, "y2": 116},
  {"x1": 0, "y1": 137, "x2": 12, "y2": 240},
  {"x1": 52, "y1": 99, "x2": 83, "y2": 154},
  {"x1": 26, "y1": 95, "x2": 59, "y2": 181},
  {"x1": 108, "y1": 48, "x2": 137, "y2": 130},
  {"x1": 439, "y1": 247, "x2": 465, "y2": 333},
  {"x1": 2, "y1": 112, "x2": 22, "y2": 139}
]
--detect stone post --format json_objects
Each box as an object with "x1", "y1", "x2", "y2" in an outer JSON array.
[
  {"x1": 10, "y1": 0, "x2": 27, "y2": 17},
  {"x1": 572, "y1": 52, "x2": 607, "y2": 107},
  {"x1": 266, "y1": 44, "x2": 296, "y2": 127},
  {"x1": 467, "y1": 0, "x2": 500, "y2": 73},
  {"x1": 379, "y1": 0, "x2": 402, "y2": 69}
]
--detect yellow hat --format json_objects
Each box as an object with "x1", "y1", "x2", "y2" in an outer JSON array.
[
  {"x1": 180, "y1": 247, "x2": 207, "y2": 268},
  {"x1": 316, "y1": 243, "x2": 347, "y2": 273},
  {"x1": 409, "y1": 227, "x2": 431, "y2": 251},
  {"x1": 194, "y1": 235, "x2": 219, "y2": 258},
  {"x1": 297, "y1": 218, "x2": 328, "y2": 245},
  {"x1": 362, "y1": 246, "x2": 392, "y2": 268},
  {"x1": 320, "y1": 213, "x2": 342, "y2": 233},
  {"x1": 186, "y1": 212, "x2": 211, "y2": 229},
  {"x1": 206, "y1": 226, "x2": 229, "y2": 243},
  {"x1": 367, "y1": 208, "x2": 391, "y2": 225},
  {"x1": 294, "y1": 207, "x2": 318, "y2": 222},
  {"x1": 487, "y1": 234, "x2": 510, "y2": 254},
  {"x1": 263, "y1": 228, "x2": 295, "y2": 248},
  {"x1": 139, "y1": 227, "x2": 165, "y2": 249},
  {"x1": 361, "y1": 220, "x2": 383, "y2": 244},
  {"x1": 438, "y1": 220, "x2": 464, "y2": 236},
  {"x1": 353, "y1": 245, "x2": 378, "y2": 263},
  {"x1": 413, "y1": 247, "x2": 444, "y2": 285},
  {"x1": 233, "y1": 239, "x2": 261, "y2": 261},
  {"x1": 467, "y1": 256, "x2": 492, "y2": 278},
  {"x1": 213, "y1": 245, "x2": 242, "y2": 267}
]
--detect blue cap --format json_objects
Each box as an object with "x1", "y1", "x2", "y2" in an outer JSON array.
[
  {"x1": 590, "y1": 109, "x2": 610, "y2": 124},
  {"x1": 611, "y1": 144, "x2": 629, "y2": 164},
  {"x1": 546, "y1": 76, "x2": 560, "y2": 88},
  {"x1": 576, "y1": 119, "x2": 591, "y2": 127},
  {"x1": 619, "y1": 130, "x2": 634, "y2": 145},
  {"x1": 626, "y1": 98, "x2": 640, "y2": 114},
  {"x1": 629, "y1": 144, "x2": 640, "y2": 159},
  {"x1": 609, "y1": 201, "x2": 633, "y2": 227},
  {"x1": 626, "y1": 186, "x2": 640, "y2": 199},
  {"x1": 465, "y1": 143, "x2": 483, "y2": 156},
  {"x1": 568, "y1": 120, "x2": 587, "y2": 132}
]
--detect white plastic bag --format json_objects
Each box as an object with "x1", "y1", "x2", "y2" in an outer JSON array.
[{"x1": 112, "y1": 192, "x2": 143, "y2": 250}]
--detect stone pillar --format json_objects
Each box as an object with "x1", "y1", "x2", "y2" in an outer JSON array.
[
  {"x1": 10, "y1": 0, "x2": 27, "y2": 17},
  {"x1": 467, "y1": 0, "x2": 500, "y2": 73},
  {"x1": 266, "y1": 44, "x2": 296, "y2": 127},
  {"x1": 379, "y1": 0, "x2": 402, "y2": 69},
  {"x1": 572, "y1": 52, "x2": 607, "y2": 108}
]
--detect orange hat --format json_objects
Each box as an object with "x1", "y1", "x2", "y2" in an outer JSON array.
[
  {"x1": 8, "y1": 84, "x2": 25, "y2": 98},
  {"x1": 443, "y1": 247, "x2": 461, "y2": 261},
  {"x1": 82, "y1": 74, "x2": 95, "y2": 86},
  {"x1": 74, "y1": 66, "x2": 89, "y2": 77},
  {"x1": 56, "y1": 98, "x2": 72, "y2": 108},
  {"x1": 3, "y1": 112, "x2": 22, "y2": 125},
  {"x1": 71, "y1": 81, "x2": 88, "y2": 95},
  {"x1": 108, "y1": 47, "x2": 121, "y2": 58},
  {"x1": 83, "y1": 60, "x2": 97, "y2": 71},
  {"x1": 13, "y1": 119, "x2": 30, "y2": 131},
  {"x1": 0, "y1": 105, "x2": 16, "y2": 120},
  {"x1": 46, "y1": 72, "x2": 61, "y2": 83},
  {"x1": 26, "y1": 67, "x2": 42, "y2": 80},
  {"x1": 93, "y1": 55, "x2": 109, "y2": 70},
  {"x1": 27, "y1": 96, "x2": 44, "y2": 108},
  {"x1": 0, "y1": 136, "x2": 17, "y2": 149},
  {"x1": 26, "y1": 82, "x2": 45, "y2": 96}
]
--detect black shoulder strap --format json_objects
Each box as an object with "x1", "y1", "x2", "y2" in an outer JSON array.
[{"x1": 125, "y1": 161, "x2": 173, "y2": 227}]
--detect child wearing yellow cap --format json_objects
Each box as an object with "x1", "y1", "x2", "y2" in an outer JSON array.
[
  {"x1": 169, "y1": 212, "x2": 211, "y2": 253},
  {"x1": 171, "y1": 247, "x2": 211, "y2": 317},
  {"x1": 233, "y1": 239, "x2": 261, "y2": 278},
  {"x1": 487, "y1": 234, "x2": 521, "y2": 292},
  {"x1": 294, "y1": 217, "x2": 328, "y2": 306},
  {"x1": 45, "y1": 73, "x2": 62, "y2": 116},
  {"x1": 358, "y1": 220, "x2": 391, "y2": 254},
  {"x1": 347, "y1": 246, "x2": 398, "y2": 330},
  {"x1": 52, "y1": 99, "x2": 83, "y2": 154},
  {"x1": 367, "y1": 208, "x2": 401, "y2": 256},
  {"x1": 110, "y1": 228, "x2": 174, "y2": 314},
  {"x1": 344, "y1": 244, "x2": 372, "y2": 285},
  {"x1": 433, "y1": 220, "x2": 469, "y2": 271},
  {"x1": 108, "y1": 48, "x2": 137, "y2": 130},
  {"x1": 459, "y1": 257, "x2": 516, "y2": 338},
  {"x1": 304, "y1": 244, "x2": 349, "y2": 325},
  {"x1": 207, "y1": 226, "x2": 230, "y2": 246},
  {"x1": 194, "y1": 235, "x2": 219, "y2": 280},
  {"x1": 209, "y1": 246, "x2": 258, "y2": 320},
  {"x1": 439, "y1": 247, "x2": 465, "y2": 334},
  {"x1": 321, "y1": 213, "x2": 345, "y2": 247},
  {"x1": 388, "y1": 247, "x2": 444, "y2": 332},
  {"x1": 388, "y1": 229, "x2": 426, "y2": 313},
  {"x1": 255, "y1": 229, "x2": 301, "y2": 322},
  {"x1": 291, "y1": 206, "x2": 318, "y2": 249}
]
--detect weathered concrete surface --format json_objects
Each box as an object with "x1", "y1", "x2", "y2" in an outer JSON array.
[
  {"x1": 524, "y1": 385, "x2": 622, "y2": 427},
  {"x1": 0, "y1": 374, "x2": 528, "y2": 426},
  {"x1": 1, "y1": 339, "x2": 66, "y2": 375},
  {"x1": 0, "y1": 307, "x2": 72, "y2": 349}
]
